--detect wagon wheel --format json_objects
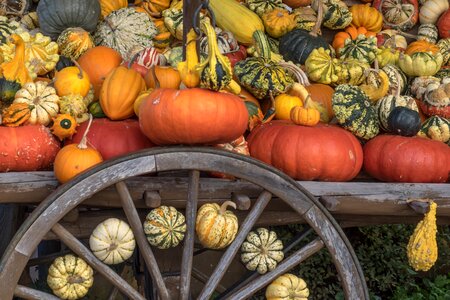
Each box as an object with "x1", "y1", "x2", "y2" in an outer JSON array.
[{"x1": 0, "y1": 147, "x2": 369, "y2": 300}]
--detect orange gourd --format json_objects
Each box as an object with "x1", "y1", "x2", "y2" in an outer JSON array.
[
  {"x1": 77, "y1": 46, "x2": 123, "y2": 99},
  {"x1": 350, "y1": 4, "x2": 383, "y2": 33},
  {"x1": 53, "y1": 115, "x2": 103, "y2": 183},
  {"x1": 134, "y1": 89, "x2": 152, "y2": 117},
  {"x1": 332, "y1": 26, "x2": 376, "y2": 52},
  {"x1": 405, "y1": 40, "x2": 440, "y2": 55},
  {"x1": 144, "y1": 66, "x2": 181, "y2": 89},
  {"x1": 2, "y1": 103, "x2": 31, "y2": 127},
  {"x1": 54, "y1": 61, "x2": 90, "y2": 97},
  {"x1": 100, "y1": 66, "x2": 146, "y2": 120},
  {"x1": 290, "y1": 105, "x2": 320, "y2": 126},
  {"x1": 50, "y1": 114, "x2": 78, "y2": 141}
]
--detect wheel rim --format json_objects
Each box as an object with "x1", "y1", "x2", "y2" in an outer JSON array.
[{"x1": 0, "y1": 147, "x2": 369, "y2": 299}]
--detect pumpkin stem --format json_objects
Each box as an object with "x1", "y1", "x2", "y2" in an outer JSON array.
[
  {"x1": 219, "y1": 200, "x2": 237, "y2": 214},
  {"x1": 78, "y1": 114, "x2": 93, "y2": 150},
  {"x1": 67, "y1": 275, "x2": 86, "y2": 284},
  {"x1": 71, "y1": 59, "x2": 84, "y2": 80},
  {"x1": 310, "y1": 0, "x2": 323, "y2": 37}
]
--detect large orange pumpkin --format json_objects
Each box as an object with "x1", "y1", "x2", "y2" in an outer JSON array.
[
  {"x1": 247, "y1": 121, "x2": 363, "y2": 181},
  {"x1": 0, "y1": 125, "x2": 60, "y2": 172},
  {"x1": 78, "y1": 46, "x2": 122, "y2": 99},
  {"x1": 100, "y1": 66, "x2": 147, "y2": 120},
  {"x1": 139, "y1": 88, "x2": 249, "y2": 145}
]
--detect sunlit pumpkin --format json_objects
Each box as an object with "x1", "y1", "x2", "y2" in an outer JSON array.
[
  {"x1": 144, "y1": 65, "x2": 181, "y2": 89},
  {"x1": 54, "y1": 62, "x2": 91, "y2": 97}
]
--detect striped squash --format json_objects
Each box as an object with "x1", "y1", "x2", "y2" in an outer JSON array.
[
  {"x1": 162, "y1": 1, "x2": 184, "y2": 40},
  {"x1": 89, "y1": 218, "x2": 136, "y2": 265},
  {"x1": 144, "y1": 206, "x2": 186, "y2": 249},
  {"x1": 332, "y1": 84, "x2": 379, "y2": 139},
  {"x1": 437, "y1": 38, "x2": 450, "y2": 66},
  {"x1": 246, "y1": 0, "x2": 284, "y2": 16},
  {"x1": 417, "y1": 24, "x2": 439, "y2": 44},
  {"x1": 376, "y1": 94, "x2": 419, "y2": 131},
  {"x1": 57, "y1": 27, "x2": 95, "y2": 60},
  {"x1": 241, "y1": 228, "x2": 284, "y2": 274},
  {"x1": 382, "y1": 64, "x2": 408, "y2": 95},
  {"x1": 418, "y1": 116, "x2": 450, "y2": 144},
  {"x1": 0, "y1": 16, "x2": 24, "y2": 43},
  {"x1": 196, "y1": 201, "x2": 238, "y2": 249},
  {"x1": 338, "y1": 35, "x2": 378, "y2": 64},
  {"x1": 293, "y1": 7, "x2": 318, "y2": 32},
  {"x1": 335, "y1": 58, "x2": 370, "y2": 86},
  {"x1": 311, "y1": 0, "x2": 352, "y2": 30},
  {"x1": 1, "y1": 102, "x2": 31, "y2": 127},
  {"x1": 94, "y1": 8, "x2": 157, "y2": 61}
]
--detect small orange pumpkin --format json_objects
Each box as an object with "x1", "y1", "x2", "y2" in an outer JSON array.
[
  {"x1": 50, "y1": 114, "x2": 78, "y2": 141},
  {"x1": 290, "y1": 105, "x2": 320, "y2": 126},
  {"x1": 54, "y1": 61, "x2": 91, "y2": 97},
  {"x1": 53, "y1": 115, "x2": 103, "y2": 183},
  {"x1": 144, "y1": 65, "x2": 181, "y2": 89},
  {"x1": 405, "y1": 40, "x2": 440, "y2": 55},
  {"x1": 2, "y1": 103, "x2": 31, "y2": 127},
  {"x1": 332, "y1": 26, "x2": 376, "y2": 52},
  {"x1": 350, "y1": 4, "x2": 383, "y2": 33},
  {"x1": 100, "y1": 66, "x2": 147, "y2": 120}
]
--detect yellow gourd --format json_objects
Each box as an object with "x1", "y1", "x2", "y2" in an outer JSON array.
[
  {"x1": 274, "y1": 94, "x2": 303, "y2": 120},
  {"x1": 0, "y1": 34, "x2": 34, "y2": 86},
  {"x1": 266, "y1": 273, "x2": 309, "y2": 300},
  {"x1": 178, "y1": 29, "x2": 200, "y2": 88},
  {"x1": 359, "y1": 68, "x2": 390, "y2": 103},
  {"x1": 407, "y1": 201, "x2": 438, "y2": 272},
  {"x1": 262, "y1": 8, "x2": 297, "y2": 38}
]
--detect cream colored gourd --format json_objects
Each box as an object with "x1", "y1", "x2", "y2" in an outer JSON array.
[
  {"x1": 13, "y1": 81, "x2": 59, "y2": 125},
  {"x1": 89, "y1": 218, "x2": 136, "y2": 265},
  {"x1": 419, "y1": 0, "x2": 449, "y2": 24},
  {"x1": 266, "y1": 273, "x2": 309, "y2": 300},
  {"x1": 47, "y1": 255, "x2": 94, "y2": 300}
]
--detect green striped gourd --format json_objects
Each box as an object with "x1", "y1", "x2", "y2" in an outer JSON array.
[
  {"x1": 234, "y1": 30, "x2": 294, "y2": 99},
  {"x1": 434, "y1": 68, "x2": 450, "y2": 79},
  {"x1": 293, "y1": 7, "x2": 318, "y2": 32},
  {"x1": 162, "y1": 1, "x2": 184, "y2": 40},
  {"x1": 418, "y1": 116, "x2": 450, "y2": 144},
  {"x1": 241, "y1": 228, "x2": 284, "y2": 274},
  {"x1": 339, "y1": 35, "x2": 378, "y2": 64},
  {"x1": 382, "y1": 64, "x2": 408, "y2": 95},
  {"x1": 311, "y1": 0, "x2": 352, "y2": 30},
  {"x1": 0, "y1": 16, "x2": 24, "y2": 43},
  {"x1": 144, "y1": 206, "x2": 186, "y2": 249},
  {"x1": 305, "y1": 48, "x2": 341, "y2": 85},
  {"x1": 334, "y1": 58, "x2": 370, "y2": 86},
  {"x1": 332, "y1": 84, "x2": 379, "y2": 139},
  {"x1": 57, "y1": 27, "x2": 95, "y2": 60},
  {"x1": 437, "y1": 38, "x2": 450, "y2": 66},
  {"x1": 94, "y1": 8, "x2": 157, "y2": 61},
  {"x1": 417, "y1": 24, "x2": 439, "y2": 44},
  {"x1": 376, "y1": 94, "x2": 419, "y2": 131},
  {"x1": 246, "y1": 0, "x2": 284, "y2": 16}
]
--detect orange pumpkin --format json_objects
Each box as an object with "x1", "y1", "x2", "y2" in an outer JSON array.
[
  {"x1": 100, "y1": 66, "x2": 146, "y2": 120},
  {"x1": 139, "y1": 88, "x2": 249, "y2": 145},
  {"x1": 144, "y1": 66, "x2": 181, "y2": 89},
  {"x1": 350, "y1": 4, "x2": 383, "y2": 33},
  {"x1": 290, "y1": 105, "x2": 320, "y2": 126},
  {"x1": 305, "y1": 84, "x2": 335, "y2": 122},
  {"x1": 78, "y1": 46, "x2": 123, "y2": 99},
  {"x1": 134, "y1": 0, "x2": 170, "y2": 14},
  {"x1": 332, "y1": 26, "x2": 376, "y2": 52},
  {"x1": 405, "y1": 40, "x2": 440, "y2": 55},
  {"x1": 53, "y1": 115, "x2": 103, "y2": 183},
  {"x1": 54, "y1": 62, "x2": 91, "y2": 97}
]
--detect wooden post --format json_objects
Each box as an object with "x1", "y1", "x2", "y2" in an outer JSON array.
[{"x1": 182, "y1": 0, "x2": 202, "y2": 59}]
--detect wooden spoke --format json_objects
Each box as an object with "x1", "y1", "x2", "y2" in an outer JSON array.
[
  {"x1": 115, "y1": 181, "x2": 170, "y2": 300},
  {"x1": 15, "y1": 285, "x2": 60, "y2": 300},
  {"x1": 51, "y1": 223, "x2": 145, "y2": 300},
  {"x1": 192, "y1": 267, "x2": 227, "y2": 293},
  {"x1": 179, "y1": 170, "x2": 200, "y2": 300},
  {"x1": 107, "y1": 287, "x2": 119, "y2": 300},
  {"x1": 197, "y1": 191, "x2": 272, "y2": 300},
  {"x1": 227, "y1": 238, "x2": 325, "y2": 300}
]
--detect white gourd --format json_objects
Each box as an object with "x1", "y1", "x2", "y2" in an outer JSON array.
[{"x1": 419, "y1": 0, "x2": 449, "y2": 24}]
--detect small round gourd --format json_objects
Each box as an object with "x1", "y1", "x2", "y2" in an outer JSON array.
[
  {"x1": 1, "y1": 103, "x2": 31, "y2": 127},
  {"x1": 241, "y1": 228, "x2": 284, "y2": 274},
  {"x1": 290, "y1": 105, "x2": 320, "y2": 126},
  {"x1": 196, "y1": 201, "x2": 239, "y2": 249},
  {"x1": 50, "y1": 114, "x2": 78, "y2": 141},
  {"x1": 89, "y1": 218, "x2": 136, "y2": 265},
  {"x1": 275, "y1": 94, "x2": 303, "y2": 120},
  {"x1": 47, "y1": 254, "x2": 94, "y2": 300},
  {"x1": 144, "y1": 206, "x2": 187, "y2": 249},
  {"x1": 266, "y1": 273, "x2": 309, "y2": 300},
  {"x1": 387, "y1": 106, "x2": 421, "y2": 136}
]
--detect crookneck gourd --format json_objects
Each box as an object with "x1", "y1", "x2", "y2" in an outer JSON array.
[
  {"x1": 0, "y1": 34, "x2": 35, "y2": 86},
  {"x1": 241, "y1": 228, "x2": 284, "y2": 274},
  {"x1": 332, "y1": 84, "x2": 380, "y2": 139},
  {"x1": 195, "y1": 17, "x2": 233, "y2": 91},
  {"x1": 144, "y1": 206, "x2": 186, "y2": 249},
  {"x1": 234, "y1": 30, "x2": 294, "y2": 99},
  {"x1": 178, "y1": 29, "x2": 200, "y2": 88},
  {"x1": 407, "y1": 201, "x2": 438, "y2": 272}
]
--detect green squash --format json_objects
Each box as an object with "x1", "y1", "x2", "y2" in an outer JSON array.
[
  {"x1": 0, "y1": 78, "x2": 21, "y2": 106},
  {"x1": 94, "y1": 8, "x2": 157, "y2": 61},
  {"x1": 382, "y1": 64, "x2": 408, "y2": 95},
  {"x1": 0, "y1": 16, "x2": 24, "y2": 44},
  {"x1": 143, "y1": 206, "x2": 186, "y2": 249},
  {"x1": 162, "y1": 3, "x2": 184, "y2": 40},
  {"x1": 334, "y1": 58, "x2": 370, "y2": 86},
  {"x1": 339, "y1": 35, "x2": 378, "y2": 64},
  {"x1": 418, "y1": 116, "x2": 450, "y2": 144},
  {"x1": 234, "y1": 30, "x2": 294, "y2": 99},
  {"x1": 332, "y1": 84, "x2": 379, "y2": 139},
  {"x1": 241, "y1": 228, "x2": 284, "y2": 274},
  {"x1": 88, "y1": 101, "x2": 106, "y2": 118},
  {"x1": 376, "y1": 94, "x2": 419, "y2": 131},
  {"x1": 311, "y1": 0, "x2": 352, "y2": 30},
  {"x1": 387, "y1": 106, "x2": 421, "y2": 137},
  {"x1": 246, "y1": 0, "x2": 284, "y2": 16}
]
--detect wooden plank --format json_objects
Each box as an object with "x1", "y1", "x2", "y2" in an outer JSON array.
[
  {"x1": 51, "y1": 223, "x2": 146, "y2": 300},
  {"x1": 15, "y1": 285, "x2": 60, "y2": 300}
]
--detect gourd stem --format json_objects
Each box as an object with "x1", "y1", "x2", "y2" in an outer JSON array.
[
  {"x1": 71, "y1": 59, "x2": 84, "y2": 79},
  {"x1": 278, "y1": 61, "x2": 310, "y2": 86},
  {"x1": 219, "y1": 200, "x2": 237, "y2": 214},
  {"x1": 78, "y1": 114, "x2": 93, "y2": 150},
  {"x1": 150, "y1": 65, "x2": 161, "y2": 89},
  {"x1": 310, "y1": 0, "x2": 323, "y2": 37},
  {"x1": 373, "y1": 59, "x2": 379, "y2": 71}
]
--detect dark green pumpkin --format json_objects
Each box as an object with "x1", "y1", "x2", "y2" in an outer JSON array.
[
  {"x1": 387, "y1": 106, "x2": 421, "y2": 136},
  {"x1": 234, "y1": 31, "x2": 294, "y2": 99},
  {"x1": 88, "y1": 101, "x2": 106, "y2": 118},
  {"x1": 55, "y1": 56, "x2": 75, "y2": 71},
  {"x1": 0, "y1": 78, "x2": 21, "y2": 106},
  {"x1": 332, "y1": 84, "x2": 379, "y2": 140},
  {"x1": 37, "y1": 0, "x2": 100, "y2": 40}
]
